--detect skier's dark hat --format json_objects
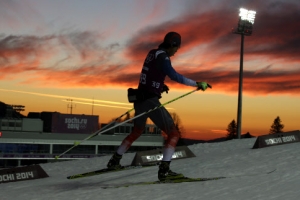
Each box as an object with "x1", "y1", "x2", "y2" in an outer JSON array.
[{"x1": 160, "y1": 32, "x2": 181, "y2": 47}]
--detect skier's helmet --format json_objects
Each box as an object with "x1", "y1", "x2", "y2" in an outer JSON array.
[{"x1": 163, "y1": 32, "x2": 181, "y2": 47}]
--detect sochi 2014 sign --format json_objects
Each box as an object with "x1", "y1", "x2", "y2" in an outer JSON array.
[
  {"x1": 0, "y1": 165, "x2": 48, "y2": 184},
  {"x1": 252, "y1": 130, "x2": 300, "y2": 149},
  {"x1": 141, "y1": 150, "x2": 187, "y2": 162},
  {"x1": 130, "y1": 146, "x2": 196, "y2": 166}
]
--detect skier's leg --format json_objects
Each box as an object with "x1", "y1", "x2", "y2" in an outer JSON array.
[
  {"x1": 148, "y1": 100, "x2": 180, "y2": 161},
  {"x1": 107, "y1": 100, "x2": 148, "y2": 169},
  {"x1": 147, "y1": 98, "x2": 183, "y2": 181},
  {"x1": 116, "y1": 126, "x2": 145, "y2": 155},
  {"x1": 107, "y1": 125, "x2": 144, "y2": 169}
]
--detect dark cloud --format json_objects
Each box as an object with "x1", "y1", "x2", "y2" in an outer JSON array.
[
  {"x1": 14, "y1": 56, "x2": 300, "y2": 95},
  {"x1": 0, "y1": 0, "x2": 299, "y2": 96},
  {"x1": 244, "y1": 2, "x2": 300, "y2": 60},
  {"x1": 0, "y1": 32, "x2": 122, "y2": 79},
  {"x1": 125, "y1": 0, "x2": 300, "y2": 62}
]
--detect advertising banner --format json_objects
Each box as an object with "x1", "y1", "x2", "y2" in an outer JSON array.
[
  {"x1": 0, "y1": 165, "x2": 48, "y2": 184},
  {"x1": 131, "y1": 146, "x2": 196, "y2": 166},
  {"x1": 41, "y1": 112, "x2": 99, "y2": 134},
  {"x1": 252, "y1": 131, "x2": 300, "y2": 149}
]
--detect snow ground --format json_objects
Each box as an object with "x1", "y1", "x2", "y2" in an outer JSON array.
[{"x1": 1, "y1": 138, "x2": 300, "y2": 200}]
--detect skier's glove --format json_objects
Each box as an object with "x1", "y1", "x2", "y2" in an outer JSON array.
[
  {"x1": 162, "y1": 84, "x2": 169, "y2": 94},
  {"x1": 196, "y1": 82, "x2": 212, "y2": 91}
]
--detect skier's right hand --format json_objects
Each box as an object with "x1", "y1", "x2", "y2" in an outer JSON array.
[
  {"x1": 161, "y1": 84, "x2": 169, "y2": 94},
  {"x1": 196, "y1": 82, "x2": 212, "y2": 91}
]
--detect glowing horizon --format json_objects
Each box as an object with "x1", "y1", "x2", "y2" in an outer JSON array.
[
  {"x1": 1, "y1": 0, "x2": 299, "y2": 140},
  {"x1": 0, "y1": 88, "x2": 131, "y2": 106}
]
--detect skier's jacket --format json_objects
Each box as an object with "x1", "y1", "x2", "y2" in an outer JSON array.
[{"x1": 138, "y1": 48, "x2": 196, "y2": 98}]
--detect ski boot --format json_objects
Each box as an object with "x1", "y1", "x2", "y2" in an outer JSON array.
[
  {"x1": 107, "y1": 152, "x2": 123, "y2": 169},
  {"x1": 158, "y1": 161, "x2": 184, "y2": 181}
]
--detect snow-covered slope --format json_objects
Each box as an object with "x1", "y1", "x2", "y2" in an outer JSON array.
[{"x1": 1, "y1": 138, "x2": 300, "y2": 200}]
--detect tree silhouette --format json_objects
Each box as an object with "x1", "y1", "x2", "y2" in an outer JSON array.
[
  {"x1": 269, "y1": 116, "x2": 284, "y2": 134},
  {"x1": 226, "y1": 119, "x2": 237, "y2": 140},
  {"x1": 159, "y1": 112, "x2": 186, "y2": 145},
  {"x1": 123, "y1": 112, "x2": 133, "y2": 123},
  {"x1": 109, "y1": 112, "x2": 133, "y2": 123},
  {"x1": 170, "y1": 112, "x2": 185, "y2": 138}
]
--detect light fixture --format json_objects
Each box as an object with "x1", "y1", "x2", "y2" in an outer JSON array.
[{"x1": 233, "y1": 8, "x2": 256, "y2": 139}]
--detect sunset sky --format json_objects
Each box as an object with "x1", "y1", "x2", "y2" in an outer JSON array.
[{"x1": 1, "y1": 0, "x2": 299, "y2": 140}]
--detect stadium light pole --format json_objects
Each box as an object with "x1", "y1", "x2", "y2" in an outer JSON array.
[{"x1": 233, "y1": 8, "x2": 256, "y2": 139}]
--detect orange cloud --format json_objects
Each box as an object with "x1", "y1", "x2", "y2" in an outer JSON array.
[{"x1": 0, "y1": 1, "x2": 300, "y2": 96}]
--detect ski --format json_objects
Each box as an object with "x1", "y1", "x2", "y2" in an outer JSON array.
[
  {"x1": 67, "y1": 164, "x2": 156, "y2": 180},
  {"x1": 99, "y1": 168, "x2": 277, "y2": 188},
  {"x1": 101, "y1": 176, "x2": 226, "y2": 188}
]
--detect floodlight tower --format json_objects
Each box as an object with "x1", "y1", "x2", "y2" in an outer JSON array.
[{"x1": 233, "y1": 8, "x2": 256, "y2": 139}]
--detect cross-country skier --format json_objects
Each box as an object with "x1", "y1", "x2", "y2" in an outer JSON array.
[{"x1": 107, "y1": 31, "x2": 211, "y2": 181}]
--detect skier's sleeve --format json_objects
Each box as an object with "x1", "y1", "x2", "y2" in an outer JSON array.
[{"x1": 161, "y1": 57, "x2": 197, "y2": 87}]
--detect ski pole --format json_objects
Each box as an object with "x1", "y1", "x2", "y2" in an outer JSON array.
[
  {"x1": 55, "y1": 107, "x2": 134, "y2": 159},
  {"x1": 97, "y1": 107, "x2": 135, "y2": 135},
  {"x1": 93, "y1": 88, "x2": 200, "y2": 138},
  {"x1": 55, "y1": 87, "x2": 200, "y2": 159}
]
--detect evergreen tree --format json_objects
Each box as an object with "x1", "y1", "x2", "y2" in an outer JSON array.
[
  {"x1": 123, "y1": 112, "x2": 133, "y2": 123},
  {"x1": 170, "y1": 112, "x2": 185, "y2": 137},
  {"x1": 269, "y1": 116, "x2": 284, "y2": 134},
  {"x1": 226, "y1": 119, "x2": 237, "y2": 140},
  {"x1": 162, "y1": 112, "x2": 186, "y2": 146},
  {"x1": 109, "y1": 112, "x2": 132, "y2": 123}
]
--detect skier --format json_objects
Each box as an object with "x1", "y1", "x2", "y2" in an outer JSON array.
[{"x1": 107, "y1": 31, "x2": 211, "y2": 181}]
